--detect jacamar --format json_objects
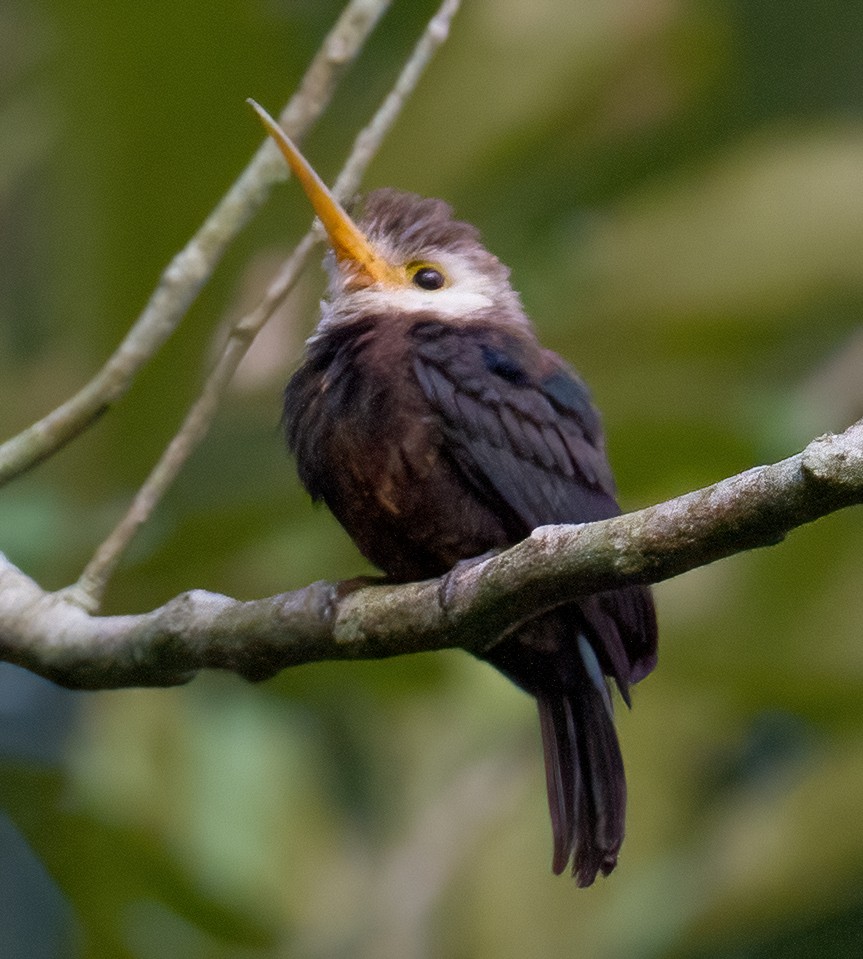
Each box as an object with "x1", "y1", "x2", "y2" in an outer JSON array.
[{"x1": 250, "y1": 101, "x2": 657, "y2": 886}]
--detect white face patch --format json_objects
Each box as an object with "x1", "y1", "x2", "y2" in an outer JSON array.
[
  {"x1": 347, "y1": 283, "x2": 494, "y2": 318},
  {"x1": 323, "y1": 248, "x2": 526, "y2": 326}
]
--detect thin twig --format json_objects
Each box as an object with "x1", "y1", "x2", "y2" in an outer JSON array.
[
  {"x1": 68, "y1": 232, "x2": 318, "y2": 612},
  {"x1": 0, "y1": 0, "x2": 392, "y2": 488},
  {"x1": 332, "y1": 0, "x2": 462, "y2": 199},
  {"x1": 1, "y1": 418, "x2": 861, "y2": 691},
  {"x1": 70, "y1": 0, "x2": 463, "y2": 611}
]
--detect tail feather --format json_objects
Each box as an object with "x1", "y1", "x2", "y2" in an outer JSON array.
[
  {"x1": 538, "y1": 695, "x2": 574, "y2": 874},
  {"x1": 537, "y1": 644, "x2": 627, "y2": 886},
  {"x1": 484, "y1": 588, "x2": 655, "y2": 884}
]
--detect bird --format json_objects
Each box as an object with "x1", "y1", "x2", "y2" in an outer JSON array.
[{"x1": 249, "y1": 100, "x2": 658, "y2": 886}]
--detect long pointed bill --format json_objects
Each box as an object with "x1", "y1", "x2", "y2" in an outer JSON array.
[{"x1": 248, "y1": 98, "x2": 400, "y2": 286}]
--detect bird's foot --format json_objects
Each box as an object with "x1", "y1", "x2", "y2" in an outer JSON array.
[{"x1": 438, "y1": 549, "x2": 500, "y2": 611}]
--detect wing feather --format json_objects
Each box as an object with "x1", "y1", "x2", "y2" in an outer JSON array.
[{"x1": 411, "y1": 324, "x2": 618, "y2": 530}]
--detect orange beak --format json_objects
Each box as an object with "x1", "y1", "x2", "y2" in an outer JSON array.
[{"x1": 248, "y1": 98, "x2": 400, "y2": 287}]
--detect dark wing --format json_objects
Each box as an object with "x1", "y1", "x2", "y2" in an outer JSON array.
[
  {"x1": 412, "y1": 321, "x2": 658, "y2": 886},
  {"x1": 411, "y1": 320, "x2": 658, "y2": 677},
  {"x1": 411, "y1": 322, "x2": 619, "y2": 533}
]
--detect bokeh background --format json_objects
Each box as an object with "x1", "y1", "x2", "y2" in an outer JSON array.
[{"x1": 2, "y1": 0, "x2": 863, "y2": 956}]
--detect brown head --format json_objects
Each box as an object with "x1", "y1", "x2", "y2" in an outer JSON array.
[{"x1": 249, "y1": 99, "x2": 528, "y2": 331}]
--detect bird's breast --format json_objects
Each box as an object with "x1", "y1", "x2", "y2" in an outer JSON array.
[{"x1": 284, "y1": 315, "x2": 511, "y2": 579}]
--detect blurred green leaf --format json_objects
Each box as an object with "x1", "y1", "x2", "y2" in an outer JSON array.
[
  {"x1": 3, "y1": 0, "x2": 863, "y2": 955},
  {"x1": 0, "y1": 763, "x2": 276, "y2": 957}
]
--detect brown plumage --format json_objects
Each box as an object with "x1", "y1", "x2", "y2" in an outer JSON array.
[
  {"x1": 250, "y1": 101, "x2": 656, "y2": 886},
  {"x1": 280, "y1": 189, "x2": 656, "y2": 885}
]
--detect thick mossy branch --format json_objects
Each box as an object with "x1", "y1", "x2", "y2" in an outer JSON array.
[{"x1": 1, "y1": 421, "x2": 860, "y2": 691}]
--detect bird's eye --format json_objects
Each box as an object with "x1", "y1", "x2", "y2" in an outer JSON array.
[{"x1": 411, "y1": 265, "x2": 446, "y2": 291}]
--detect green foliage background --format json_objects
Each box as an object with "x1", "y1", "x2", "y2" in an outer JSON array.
[{"x1": 2, "y1": 0, "x2": 862, "y2": 956}]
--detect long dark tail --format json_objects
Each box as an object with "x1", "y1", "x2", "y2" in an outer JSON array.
[
  {"x1": 485, "y1": 587, "x2": 656, "y2": 886},
  {"x1": 536, "y1": 635, "x2": 626, "y2": 885}
]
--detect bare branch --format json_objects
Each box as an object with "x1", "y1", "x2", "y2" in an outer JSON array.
[
  {"x1": 69, "y1": 0, "x2": 463, "y2": 611},
  {"x1": 331, "y1": 0, "x2": 461, "y2": 200},
  {"x1": 2, "y1": 419, "x2": 860, "y2": 692},
  {"x1": 0, "y1": 0, "x2": 392, "y2": 487}
]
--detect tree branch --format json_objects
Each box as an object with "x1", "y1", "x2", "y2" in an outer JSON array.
[
  {"x1": 0, "y1": 0, "x2": 392, "y2": 487},
  {"x1": 2, "y1": 419, "x2": 860, "y2": 691},
  {"x1": 69, "y1": 0, "x2": 462, "y2": 611},
  {"x1": 1, "y1": 1, "x2": 860, "y2": 697}
]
